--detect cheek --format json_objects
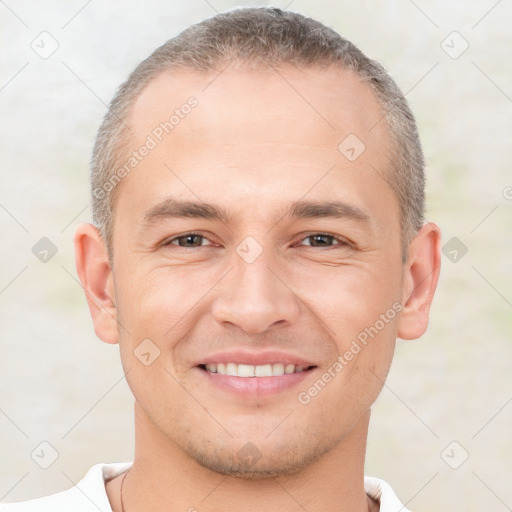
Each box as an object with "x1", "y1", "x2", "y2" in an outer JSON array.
[
  {"x1": 113, "y1": 263, "x2": 223, "y2": 395},
  {"x1": 113, "y1": 266, "x2": 205, "y2": 421},
  {"x1": 115, "y1": 262, "x2": 213, "y2": 337},
  {"x1": 297, "y1": 315, "x2": 397, "y2": 430},
  {"x1": 293, "y1": 262, "x2": 401, "y2": 397},
  {"x1": 293, "y1": 260, "x2": 402, "y2": 338}
]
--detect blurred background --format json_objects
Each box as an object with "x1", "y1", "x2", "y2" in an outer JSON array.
[{"x1": 0, "y1": 1, "x2": 511, "y2": 511}]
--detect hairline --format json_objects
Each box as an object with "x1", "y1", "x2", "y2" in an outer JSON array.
[{"x1": 102, "y1": 61, "x2": 412, "y2": 265}]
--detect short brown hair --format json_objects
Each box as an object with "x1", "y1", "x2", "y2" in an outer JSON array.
[{"x1": 91, "y1": 7, "x2": 425, "y2": 263}]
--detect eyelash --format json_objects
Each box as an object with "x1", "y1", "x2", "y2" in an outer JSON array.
[{"x1": 162, "y1": 232, "x2": 350, "y2": 249}]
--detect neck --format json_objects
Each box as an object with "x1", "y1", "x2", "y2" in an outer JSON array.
[{"x1": 112, "y1": 402, "x2": 374, "y2": 512}]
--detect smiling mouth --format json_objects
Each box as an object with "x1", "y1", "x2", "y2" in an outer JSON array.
[{"x1": 198, "y1": 363, "x2": 317, "y2": 377}]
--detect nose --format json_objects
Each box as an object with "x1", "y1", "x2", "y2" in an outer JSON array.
[{"x1": 211, "y1": 244, "x2": 301, "y2": 334}]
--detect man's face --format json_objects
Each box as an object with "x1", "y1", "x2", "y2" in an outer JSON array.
[{"x1": 110, "y1": 64, "x2": 405, "y2": 476}]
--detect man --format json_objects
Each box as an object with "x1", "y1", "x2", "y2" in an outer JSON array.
[{"x1": 1, "y1": 7, "x2": 441, "y2": 512}]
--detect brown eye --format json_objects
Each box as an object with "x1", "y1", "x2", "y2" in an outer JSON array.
[
  {"x1": 166, "y1": 233, "x2": 209, "y2": 248},
  {"x1": 301, "y1": 233, "x2": 346, "y2": 247}
]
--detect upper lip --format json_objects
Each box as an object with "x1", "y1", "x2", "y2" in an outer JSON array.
[{"x1": 196, "y1": 350, "x2": 317, "y2": 367}]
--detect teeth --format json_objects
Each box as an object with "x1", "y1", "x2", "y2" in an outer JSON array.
[
  {"x1": 255, "y1": 364, "x2": 272, "y2": 377},
  {"x1": 206, "y1": 364, "x2": 217, "y2": 373},
  {"x1": 272, "y1": 363, "x2": 285, "y2": 375},
  {"x1": 237, "y1": 364, "x2": 254, "y2": 377},
  {"x1": 226, "y1": 362, "x2": 237, "y2": 376},
  {"x1": 284, "y1": 364, "x2": 295, "y2": 374},
  {"x1": 203, "y1": 363, "x2": 310, "y2": 377}
]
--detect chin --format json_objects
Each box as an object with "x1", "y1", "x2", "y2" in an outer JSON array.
[{"x1": 185, "y1": 435, "x2": 332, "y2": 479}]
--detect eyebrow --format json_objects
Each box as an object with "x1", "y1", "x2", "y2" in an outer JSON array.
[{"x1": 142, "y1": 198, "x2": 372, "y2": 226}]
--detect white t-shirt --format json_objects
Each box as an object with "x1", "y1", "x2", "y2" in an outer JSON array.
[{"x1": 0, "y1": 462, "x2": 410, "y2": 511}]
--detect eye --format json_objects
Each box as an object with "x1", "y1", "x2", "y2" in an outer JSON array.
[
  {"x1": 163, "y1": 232, "x2": 212, "y2": 248},
  {"x1": 298, "y1": 233, "x2": 349, "y2": 248},
  {"x1": 160, "y1": 232, "x2": 349, "y2": 250}
]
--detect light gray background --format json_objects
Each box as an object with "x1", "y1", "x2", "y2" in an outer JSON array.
[{"x1": 1, "y1": 1, "x2": 511, "y2": 511}]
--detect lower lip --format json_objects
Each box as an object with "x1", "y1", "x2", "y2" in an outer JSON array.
[{"x1": 196, "y1": 367, "x2": 316, "y2": 398}]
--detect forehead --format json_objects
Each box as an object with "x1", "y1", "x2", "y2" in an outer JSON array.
[
  {"x1": 116, "y1": 63, "x2": 397, "y2": 240},
  {"x1": 129, "y1": 63, "x2": 389, "y2": 152}
]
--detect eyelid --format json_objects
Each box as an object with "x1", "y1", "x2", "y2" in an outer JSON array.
[
  {"x1": 295, "y1": 232, "x2": 351, "y2": 247},
  {"x1": 161, "y1": 231, "x2": 351, "y2": 248},
  {"x1": 161, "y1": 231, "x2": 215, "y2": 247}
]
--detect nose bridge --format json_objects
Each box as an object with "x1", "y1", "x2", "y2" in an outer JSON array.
[{"x1": 211, "y1": 236, "x2": 300, "y2": 333}]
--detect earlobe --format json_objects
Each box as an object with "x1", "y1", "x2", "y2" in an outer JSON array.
[
  {"x1": 397, "y1": 222, "x2": 442, "y2": 341},
  {"x1": 74, "y1": 223, "x2": 118, "y2": 345}
]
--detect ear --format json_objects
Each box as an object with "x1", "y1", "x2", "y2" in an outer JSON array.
[
  {"x1": 74, "y1": 223, "x2": 118, "y2": 345},
  {"x1": 397, "y1": 222, "x2": 442, "y2": 340}
]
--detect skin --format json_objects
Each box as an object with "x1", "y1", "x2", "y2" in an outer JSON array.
[{"x1": 75, "y1": 63, "x2": 441, "y2": 512}]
